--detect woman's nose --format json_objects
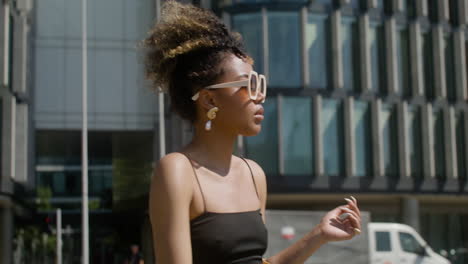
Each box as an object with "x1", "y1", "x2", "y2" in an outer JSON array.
[{"x1": 255, "y1": 92, "x2": 266, "y2": 103}]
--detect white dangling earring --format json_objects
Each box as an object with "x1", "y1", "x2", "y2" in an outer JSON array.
[
  {"x1": 205, "y1": 120, "x2": 212, "y2": 131},
  {"x1": 205, "y1": 107, "x2": 219, "y2": 131}
]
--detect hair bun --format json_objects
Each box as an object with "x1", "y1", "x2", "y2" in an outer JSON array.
[
  {"x1": 142, "y1": 1, "x2": 250, "y2": 122},
  {"x1": 143, "y1": 1, "x2": 245, "y2": 93}
]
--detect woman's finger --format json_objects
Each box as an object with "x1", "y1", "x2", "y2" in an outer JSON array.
[
  {"x1": 343, "y1": 212, "x2": 361, "y2": 231},
  {"x1": 339, "y1": 207, "x2": 360, "y2": 222},
  {"x1": 344, "y1": 198, "x2": 361, "y2": 218}
]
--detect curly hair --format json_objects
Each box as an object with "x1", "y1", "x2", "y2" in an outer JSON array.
[{"x1": 142, "y1": 0, "x2": 251, "y2": 122}]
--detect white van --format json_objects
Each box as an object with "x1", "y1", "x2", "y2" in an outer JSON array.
[{"x1": 368, "y1": 223, "x2": 451, "y2": 264}]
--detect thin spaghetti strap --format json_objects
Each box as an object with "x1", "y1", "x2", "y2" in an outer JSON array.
[
  {"x1": 181, "y1": 153, "x2": 207, "y2": 213},
  {"x1": 240, "y1": 157, "x2": 260, "y2": 200}
]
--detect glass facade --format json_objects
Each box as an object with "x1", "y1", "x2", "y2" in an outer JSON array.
[
  {"x1": 245, "y1": 99, "x2": 279, "y2": 175},
  {"x1": 306, "y1": 13, "x2": 329, "y2": 89},
  {"x1": 396, "y1": 27, "x2": 410, "y2": 96},
  {"x1": 407, "y1": 106, "x2": 423, "y2": 178},
  {"x1": 456, "y1": 112, "x2": 466, "y2": 180},
  {"x1": 34, "y1": 0, "x2": 156, "y2": 129},
  {"x1": 369, "y1": 22, "x2": 383, "y2": 92},
  {"x1": 281, "y1": 97, "x2": 313, "y2": 175},
  {"x1": 341, "y1": 16, "x2": 357, "y2": 91},
  {"x1": 353, "y1": 100, "x2": 372, "y2": 177},
  {"x1": 0, "y1": 99, "x2": 2, "y2": 176},
  {"x1": 445, "y1": 34, "x2": 456, "y2": 101},
  {"x1": 428, "y1": 0, "x2": 438, "y2": 23},
  {"x1": 267, "y1": 11, "x2": 301, "y2": 88},
  {"x1": 381, "y1": 104, "x2": 399, "y2": 177},
  {"x1": 321, "y1": 99, "x2": 344, "y2": 176},
  {"x1": 376, "y1": 0, "x2": 384, "y2": 10},
  {"x1": 423, "y1": 31, "x2": 435, "y2": 99},
  {"x1": 232, "y1": 13, "x2": 264, "y2": 73},
  {"x1": 448, "y1": 0, "x2": 458, "y2": 25},
  {"x1": 421, "y1": 213, "x2": 468, "y2": 264},
  {"x1": 35, "y1": 131, "x2": 154, "y2": 210},
  {"x1": 433, "y1": 109, "x2": 446, "y2": 179}
]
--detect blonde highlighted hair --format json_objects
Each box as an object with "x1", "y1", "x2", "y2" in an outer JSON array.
[{"x1": 142, "y1": 1, "x2": 251, "y2": 121}]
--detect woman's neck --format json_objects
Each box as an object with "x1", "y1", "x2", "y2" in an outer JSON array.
[{"x1": 184, "y1": 124, "x2": 238, "y2": 176}]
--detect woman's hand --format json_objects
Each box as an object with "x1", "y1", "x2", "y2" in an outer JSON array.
[
  {"x1": 318, "y1": 196, "x2": 362, "y2": 243},
  {"x1": 265, "y1": 196, "x2": 362, "y2": 264}
]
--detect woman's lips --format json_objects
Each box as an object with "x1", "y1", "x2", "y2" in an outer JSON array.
[
  {"x1": 254, "y1": 107, "x2": 264, "y2": 122},
  {"x1": 255, "y1": 106, "x2": 264, "y2": 116}
]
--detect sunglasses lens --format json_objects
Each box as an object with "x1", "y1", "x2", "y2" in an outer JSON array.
[
  {"x1": 250, "y1": 73, "x2": 258, "y2": 94},
  {"x1": 259, "y1": 78, "x2": 265, "y2": 95}
]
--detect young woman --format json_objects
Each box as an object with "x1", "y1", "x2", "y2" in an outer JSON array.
[{"x1": 144, "y1": 1, "x2": 362, "y2": 263}]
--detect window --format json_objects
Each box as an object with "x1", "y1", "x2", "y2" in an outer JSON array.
[
  {"x1": 408, "y1": 106, "x2": 423, "y2": 178},
  {"x1": 466, "y1": 41, "x2": 468, "y2": 99},
  {"x1": 397, "y1": 0, "x2": 407, "y2": 12},
  {"x1": 456, "y1": 112, "x2": 466, "y2": 180},
  {"x1": 282, "y1": 97, "x2": 313, "y2": 175},
  {"x1": 8, "y1": 14, "x2": 14, "y2": 88},
  {"x1": 381, "y1": 104, "x2": 399, "y2": 177},
  {"x1": 246, "y1": 99, "x2": 279, "y2": 175},
  {"x1": 428, "y1": 0, "x2": 438, "y2": 23},
  {"x1": 0, "y1": 100, "x2": 2, "y2": 176},
  {"x1": 399, "y1": 232, "x2": 426, "y2": 255},
  {"x1": 369, "y1": 22, "x2": 384, "y2": 92},
  {"x1": 375, "y1": 231, "x2": 392, "y2": 251},
  {"x1": 34, "y1": 0, "x2": 156, "y2": 129},
  {"x1": 341, "y1": 16, "x2": 358, "y2": 91},
  {"x1": 423, "y1": 31, "x2": 435, "y2": 99},
  {"x1": 397, "y1": 26, "x2": 410, "y2": 96},
  {"x1": 449, "y1": 0, "x2": 458, "y2": 25},
  {"x1": 433, "y1": 109, "x2": 446, "y2": 179},
  {"x1": 36, "y1": 131, "x2": 154, "y2": 209},
  {"x1": 407, "y1": 0, "x2": 416, "y2": 17},
  {"x1": 307, "y1": 13, "x2": 329, "y2": 89},
  {"x1": 420, "y1": 213, "x2": 468, "y2": 263},
  {"x1": 232, "y1": 13, "x2": 264, "y2": 73},
  {"x1": 268, "y1": 11, "x2": 301, "y2": 88},
  {"x1": 376, "y1": 0, "x2": 384, "y2": 10},
  {"x1": 321, "y1": 99, "x2": 344, "y2": 176},
  {"x1": 316, "y1": 0, "x2": 332, "y2": 4},
  {"x1": 350, "y1": 0, "x2": 360, "y2": 10},
  {"x1": 353, "y1": 101, "x2": 372, "y2": 177},
  {"x1": 445, "y1": 34, "x2": 456, "y2": 101}
]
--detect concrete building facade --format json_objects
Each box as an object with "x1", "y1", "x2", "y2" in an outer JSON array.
[{"x1": 1, "y1": 0, "x2": 33, "y2": 263}]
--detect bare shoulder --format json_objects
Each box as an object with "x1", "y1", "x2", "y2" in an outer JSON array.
[
  {"x1": 240, "y1": 158, "x2": 266, "y2": 181},
  {"x1": 151, "y1": 152, "x2": 194, "y2": 201},
  {"x1": 150, "y1": 152, "x2": 194, "y2": 263},
  {"x1": 155, "y1": 152, "x2": 192, "y2": 172},
  {"x1": 237, "y1": 157, "x2": 267, "y2": 194}
]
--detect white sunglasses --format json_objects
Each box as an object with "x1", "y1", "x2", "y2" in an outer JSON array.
[{"x1": 191, "y1": 71, "x2": 267, "y2": 103}]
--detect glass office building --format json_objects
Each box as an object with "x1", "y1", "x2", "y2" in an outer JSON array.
[
  {"x1": 217, "y1": 0, "x2": 468, "y2": 263},
  {"x1": 3, "y1": 0, "x2": 468, "y2": 263}
]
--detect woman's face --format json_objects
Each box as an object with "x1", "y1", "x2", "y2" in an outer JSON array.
[{"x1": 204, "y1": 53, "x2": 265, "y2": 137}]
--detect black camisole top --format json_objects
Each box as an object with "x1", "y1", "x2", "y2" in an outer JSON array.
[{"x1": 185, "y1": 155, "x2": 268, "y2": 264}]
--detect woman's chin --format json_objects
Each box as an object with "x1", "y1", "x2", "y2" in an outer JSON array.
[{"x1": 241, "y1": 124, "x2": 262, "y2": 137}]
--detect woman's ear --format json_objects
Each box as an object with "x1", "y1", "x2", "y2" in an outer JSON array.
[{"x1": 198, "y1": 89, "x2": 217, "y2": 111}]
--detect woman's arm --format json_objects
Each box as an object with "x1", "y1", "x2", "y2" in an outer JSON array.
[
  {"x1": 246, "y1": 160, "x2": 362, "y2": 264},
  {"x1": 149, "y1": 153, "x2": 194, "y2": 264},
  {"x1": 266, "y1": 203, "x2": 361, "y2": 264}
]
